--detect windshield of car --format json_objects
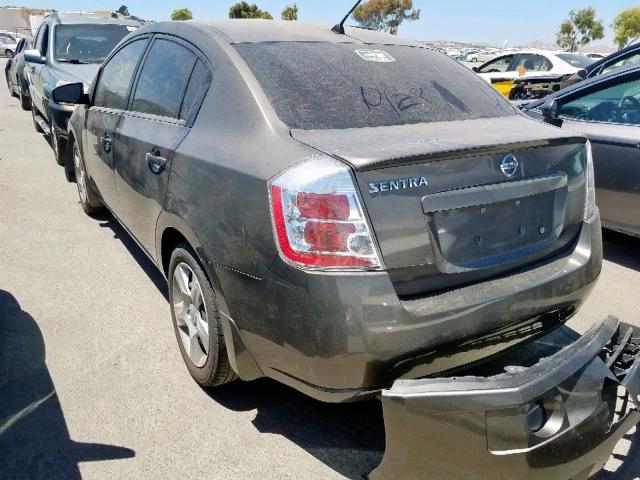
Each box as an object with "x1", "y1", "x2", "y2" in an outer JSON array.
[
  {"x1": 235, "y1": 42, "x2": 515, "y2": 130},
  {"x1": 556, "y1": 54, "x2": 594, "y2": 69},
  {"x1": 54, "y1": 24, "x2": 135, "y2": 64}
]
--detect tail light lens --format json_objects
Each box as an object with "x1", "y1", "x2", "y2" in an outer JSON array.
[{"x1": 269, "y1": 156, "x2": 383, "y2": 270}]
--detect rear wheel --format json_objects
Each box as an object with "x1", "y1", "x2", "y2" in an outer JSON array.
[
  {"x1": 169, "y1": 245, "x2": 237, "y2": 387},
  {"x1": 52, "y1": 132, "x2": 67, "y2": 166},
  {"x1": 32, "y1": 108, "x2": 44, "y2": 133},
  {"x1": 72, "y1": 141, "x2": 103, "y2": 215}
]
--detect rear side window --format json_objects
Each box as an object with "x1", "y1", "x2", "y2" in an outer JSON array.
[
  {"x1": 131, "y1": 39, "x2": 196, "y2": 119},
  {"x1": 94, "y1": 39, "x2": 148, "y2": 110},
  {"x1": 179, "y1": 60, "x2": 212, "y2": 120},
  {"x1": 235, "y1": 42, "x2": 514, "y2": 130}
]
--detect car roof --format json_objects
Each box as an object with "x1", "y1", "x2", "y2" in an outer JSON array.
[
  {"x1": 163, "y1": 19, "x2": 425, "y2": 47},
  {"x1": 44, "y1": 12, "x2": 143, "y2": 27}
]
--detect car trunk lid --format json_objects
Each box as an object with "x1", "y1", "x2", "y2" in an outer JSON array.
[{"x1": 291, "y1": 116, "x2": 588, "y2": 296}]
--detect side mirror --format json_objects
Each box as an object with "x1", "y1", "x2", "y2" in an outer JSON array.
[
  {"x1": 540, "y1": 97, "x2": 562, "y2": 126},
  {"x1": 52, "y1": 82, "x2": 89, "y2": 105},
  {"x1": 24, "y1": 49, "x2": 45, "y2": 64},
  {"x1": 472, "y1": 66, "x2": 479, "y2": 72}
]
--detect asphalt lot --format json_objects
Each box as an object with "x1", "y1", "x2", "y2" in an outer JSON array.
[{"x1": 0, "y1": 57, "x2": 639, "y2": 479}]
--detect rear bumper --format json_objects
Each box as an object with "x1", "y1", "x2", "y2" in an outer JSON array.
[
  {"x1": 371, "y1": 316, "x2": 640, "y2": 480},
  {"x1": 225, "y1": 214, "x2": 601, "y2": 402}
]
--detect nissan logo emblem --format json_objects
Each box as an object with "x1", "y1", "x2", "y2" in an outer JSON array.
[{"x1": 500, "y1": 154, "x2": 519, "y2": 178}]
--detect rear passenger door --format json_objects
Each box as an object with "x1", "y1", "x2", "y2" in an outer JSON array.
[{"x1": 113, "y1": 36, "x2": 212, "y2": 256}]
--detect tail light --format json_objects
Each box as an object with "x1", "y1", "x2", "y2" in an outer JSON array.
[
  {"x1": 584, "y1": 141, "x2": 597, "y2": 220},
  {"x1": 269, "y1": 156, "x2": 383, "y2": 270}
]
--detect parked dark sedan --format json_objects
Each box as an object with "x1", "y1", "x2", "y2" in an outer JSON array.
[
  {"x1": 522, "y1": 65, "x2": 640, "y2": 238},
  {"x1": 5, "y1": 37, "x2": 32, "y2": 110},
  {"x1": 54, "y1": 20, "x2": 639, "y2": 479}
]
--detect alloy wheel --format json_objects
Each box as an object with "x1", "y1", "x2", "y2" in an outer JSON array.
[{"x1": 172, "y1": 262, "x2": 209, "y2": 367}]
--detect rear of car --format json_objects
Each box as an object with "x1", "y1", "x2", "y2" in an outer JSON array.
[
  {"x1": 224, "y1": 37, "x2": 600, "y2": 392},
  {"x1": 223, "y1": 35, "x2": 638, "y2": 478}
]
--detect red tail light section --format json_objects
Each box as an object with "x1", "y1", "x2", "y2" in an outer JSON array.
[{"x1": 269, "y1": 157, "x2": 383, "y2": 270}]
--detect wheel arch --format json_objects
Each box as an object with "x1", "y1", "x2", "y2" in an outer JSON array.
[{"x1": 157, "y1": 215, "x2": 264, "y2": 381}]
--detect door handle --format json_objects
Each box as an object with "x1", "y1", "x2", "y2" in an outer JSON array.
[
  {"x1": 146, "y1": 148, "x2": 167, "y2": 174},
  {"x1": 100, "y1": 135, "x2": 112, "y2": 153}
]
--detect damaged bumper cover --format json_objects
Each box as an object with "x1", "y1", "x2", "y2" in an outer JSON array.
[{"x1": 372, "y1": 316, "x2": 640, "y2": 480}]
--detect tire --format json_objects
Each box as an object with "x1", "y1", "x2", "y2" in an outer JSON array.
[
  {"x1": 168, "y1": 245, "x2": 237, "y2": 387},
  {"x1": 32, "y1": 107, "x2": 44, "y2": 133},
  {"x1": 71, "y1": 141, "x2": 103, "y2": 215},
  {"x1": 6, "y1": 74, "x2": 17, "y2": 98},
  {"x1": 18, "y1": 83, "x2": 31, "y2": 110},
  {"x1": 52, "y1": 132, "x2": 67, "y2": 166}
]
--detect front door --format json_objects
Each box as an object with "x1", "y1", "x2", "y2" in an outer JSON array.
[
  {"x1": 558, "y1": 74, "x2": 640, "y2": 235},
  {"x1": 83, "y1": 37, "x2": 149, "y2": 210}
]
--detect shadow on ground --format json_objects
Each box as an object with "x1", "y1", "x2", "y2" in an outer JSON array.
[
  {"x1": 596, "y1": 428, "x2": 640, "y2": 479},
  {"x1": 0, "y1": 290, "x2": 135, "y2": 480},
  {"x1": 603, "y1": 229, "x2": 640, "y2": 272},
  {"x1": 205, "y1": 379, "x2": 386, "y2": 479},
  {"x1": 95, "y1": 212, "x2": 169, "y2": 300}
]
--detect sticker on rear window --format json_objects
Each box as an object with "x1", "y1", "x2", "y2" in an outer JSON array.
[{"x1": 354, "y1": 49, "x2": 395, "y2": 63}]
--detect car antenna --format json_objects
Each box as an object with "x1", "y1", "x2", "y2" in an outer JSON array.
[{"x1": 331, "y1": 0, "x2": 362, "y2": 35}]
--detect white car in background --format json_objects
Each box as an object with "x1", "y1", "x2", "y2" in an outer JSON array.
[
  {"x1": 0, "y1": 36, "x2": 17, "y2": 57},
  {"x1": 473, "y1": 50, "x2": 594, "y2": 84},
  {"x1": 467, "y1": 50, "x2": 499, "y2": 63}
]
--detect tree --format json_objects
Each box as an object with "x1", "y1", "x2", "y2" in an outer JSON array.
[
  {"x1": 612, "y1": 7, "x2": 640, "y2": 49},
  {"x1": 556, "y1": 7, "x2": 604, "y2": 52},
  {"x1": 228, "y1": 2, "x2": 273, "y2": 20},
  {"x1": 171, "y1": 7, "x2": 193, "y2": 21},
  {"x1": 281, "y1": 3, "x2": 298, "y2": 21},
  {"x1": 352, "y1": 0, "x2": 420, "y2": 35},
  {"x1": 117, "y1": 5, "x2": 129, "y2": 16}
]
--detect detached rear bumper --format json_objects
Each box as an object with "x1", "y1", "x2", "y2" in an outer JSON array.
[{"x1": 372, "y1": 316, "x2": 640, "y2": 480}]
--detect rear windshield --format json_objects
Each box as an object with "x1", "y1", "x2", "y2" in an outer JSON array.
[
  {"x1": 54, "y1": 24, "x2": 136, "y2": 64},
  {"x1": 556, "y1": 53, "x2": 594, "y2": 69},
  {"x1": 235, "y1": 42, "x2": 515, "y2": 130}
]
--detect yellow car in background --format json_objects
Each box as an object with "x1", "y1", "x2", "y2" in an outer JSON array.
[{"x1": 472, "y1": 50, "x2": 593, "y2": 97}]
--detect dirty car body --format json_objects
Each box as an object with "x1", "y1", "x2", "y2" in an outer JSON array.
[{"x1": 56, "y1": 20, "x2": 639, "y2": 478}]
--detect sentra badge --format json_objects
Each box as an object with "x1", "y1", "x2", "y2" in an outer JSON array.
[{"x1": 368, "y1": 176, "x2": 428, "y2": 194}]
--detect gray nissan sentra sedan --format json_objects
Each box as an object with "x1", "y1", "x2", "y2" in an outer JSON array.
[{"x1": 53, "y1": 20, "x2": 640, "y2": 479}]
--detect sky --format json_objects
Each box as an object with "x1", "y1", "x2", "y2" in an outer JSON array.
[{"x1": 2, "y1": 0, "x2": 636, "y2": 47}]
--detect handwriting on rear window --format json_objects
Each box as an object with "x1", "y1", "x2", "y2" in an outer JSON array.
[{"x1": 361, "y1": 83, "x2": 471, "y2": 115}]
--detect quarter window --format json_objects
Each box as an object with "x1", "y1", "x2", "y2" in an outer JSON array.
[
  {"x1": 560, "y1": 78, "x2": 640, "y2": 125},
  {"x1": 131, "y1": 39, "x2": 196, "y2": 119},
  {"x1": 93, "y1": 39, "x2": 148, "y2": 110}
]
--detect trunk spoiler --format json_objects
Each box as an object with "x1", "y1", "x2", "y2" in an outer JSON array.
[{"x1": 291, "y1": 116, "x2": 585, "y2": 172}]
